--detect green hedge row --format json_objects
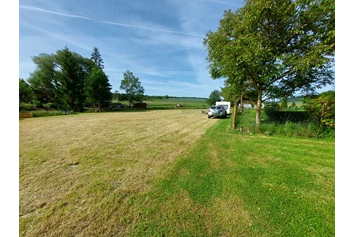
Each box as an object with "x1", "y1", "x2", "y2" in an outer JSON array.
[{"x1": 266, "y1": 111, "x2": 311, "y2": 123}]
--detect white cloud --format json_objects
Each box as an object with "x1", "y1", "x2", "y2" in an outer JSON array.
[
  {"x1": 19, "y1": 4, "x2": 204, "y2": 37},
  {"x1": 19, "y1": 5, "x2": 91, "y2": 20}
]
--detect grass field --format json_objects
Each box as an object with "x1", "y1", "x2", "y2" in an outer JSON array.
[
  {"x1": 114, "y1": 97, "x2": 209, "y2": 109},
  {"x1": 19, "y1": 110, "x2": 334, "y2": 236},
  {"x1": 115, "y1": 96, "x2": 306, "y2": 110}
]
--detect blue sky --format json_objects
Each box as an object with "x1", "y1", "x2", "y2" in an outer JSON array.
[{"x1": 19, "y1": 0, "x2": 245, "y2": 98}]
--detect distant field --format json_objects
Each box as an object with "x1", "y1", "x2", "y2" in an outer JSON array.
[
  {"x1": 114, "y1": 97, "x2": 209, "y2": 109},
  {"x1": 115, "y1": 97, "x2": 305, "y2": 110},
  {"x1": 272, "y1": 97, "x2": 304, "y2": 107},
  {"x1": 287, "y1": 97, "x2": 303, "y2": 107}
]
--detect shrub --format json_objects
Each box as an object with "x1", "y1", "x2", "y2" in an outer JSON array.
[
  {"x1": 43, "y1": 103, "x2": 58, "y2": 110},
  {"x1": 266, "y1": 111, "x2": 311, "y2": 123},
  {"x1": 32, "y1": 111, "x2": 66, "y2": 117},
  {"x1": 280, "y1": 98, "x2": 288, "y2": 110},
  {"x1": 19, "y1": 103, "x2": 36, "y2": 111},
  {"x1": 33, "y1": 100, "x2": 44, "y2": 108},
  {"x1": 289, "y1": 101, "x2": 296, "y2": 108},
  {"x1": 303, "y1": 91, "x2": 335, "y2": 128},
  {"x1": 264, "y1": 102, "x2": 280, "y2": 114}
]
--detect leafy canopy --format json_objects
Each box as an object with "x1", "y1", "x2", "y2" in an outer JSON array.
[
  {"x1": 204, "y1": 0, "x2": 334, "y2": 126},
  {"x1": 207, "y1": 90, "x2": 222, "y2": 105},
  {"x1": 86, "y1": 68, "x2": 112, "y2": 111},
  {"x1": 120, "y1": 70, "x2": 145, "y2": 106}
]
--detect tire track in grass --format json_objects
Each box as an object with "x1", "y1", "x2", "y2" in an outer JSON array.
[{"x1": 128, "y1": 118, "x2": 255, "y2": 236}]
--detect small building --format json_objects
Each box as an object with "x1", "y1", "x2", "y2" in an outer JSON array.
[{"x1": 133, "y1": 103, "x2": 147, "y2": 108}]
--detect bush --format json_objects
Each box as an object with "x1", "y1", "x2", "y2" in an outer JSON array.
[
  {"x1": 303, "y1": 91, "x2": 335, "y2": 128},
  {"x1": 266, "y1": 111, "x2": 311, "y2": 123},
  {"x1": 265, "y1": 101, "x2": 310, "y2": 123},
  {"x1": 235, "y1": 107, "x2": 334, "y2": 138},
  {"x1": 19, "y1": 103, "x2": 36, "y2": 111},
  {"x1": 32, "y1": 100, "x2": 44, "y2": 108},
  {"x1": 32, "y1": 111, "x2": 67, "y2": 117},
  {"x1": 280, "y1": 98, "x2": 288, "y2": 110},
  {"x1": 43, "y1": 103, "x2": 58, "y2": 110},
  {"x1": 264, "y1": 102, "x2": 280, "y2": 114},
  {"x1": 289, "y1": 101, "x2": 296, "y2": 108}
]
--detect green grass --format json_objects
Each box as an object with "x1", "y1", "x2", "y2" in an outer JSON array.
[
  {"x1": 126, "y1": 118, "x2": 335, "y2": 236},
  {"x1": 19, "y1": 111, "x2": 334, "y2": 236}
]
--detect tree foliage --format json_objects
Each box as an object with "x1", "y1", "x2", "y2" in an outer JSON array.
[
  {"x1": 23, "y1": 46, "x2": 114, "y2": 112},
  {"x1": 280, "y1": 98, "x2": 288, "y2": 110},
  {"x1": 204, "y1": 0, "x2": 335, "y2": 127},
  {"x1": 120, "y1": 70, "x2": 145, "y2": 107},
  {"x1": 19, "y1": 78, "x2": 35, "y2": 103},
  {"x1": 112, "y1": 90, "x2": 120, "y2": 101},
  {"x1": 86, "y1": 68, "x2": 112, "y2": 111},
  {"x1": 91, "y1": 47, "x2": 104, "y2": 69},
  {"x1": 206, "y1": 90, "x2": 221, "y2": 105},
  {"x1": 303, "y1": 90, "x2": 335, "y2": 128},
  {"x1": 27, "y1": 53, "x2": 56, "y2": 104},
  {"x1": 54, "y1": 46, "x2": 86, "y2": 112}
]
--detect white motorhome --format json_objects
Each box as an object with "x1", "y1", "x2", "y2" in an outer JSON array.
[{"x1": 216, "y1": 101, "x2": 231, "y2": 115}]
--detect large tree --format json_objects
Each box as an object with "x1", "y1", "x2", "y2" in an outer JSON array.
[
  {"x1": 120, "y1": 70, "x2": 144, "y2": 107},
  {"x1": 206, "y1": 90, "x2": 221, "y2": 105},
  {"x1": 221, "y1": 79, "x2": 257, "y2": 129},
  {"x1": 91, "y1": 47, "x2": 104, "y2": 69},
  {"x1": 25, "y1": 47, "x2": 108, "y2": 111},
  {"x1": 204, "y1": 0, "x2": 334, "y2": 127},
  {"x1": 54, "y1": 46, "x2": 86, "y2": 112},
  {"x1": 86, "y1": 68, "x2": 112, "y2": 112},
  {"x1": 27, "y1": 53, "x2": 56, "y2": 104}
]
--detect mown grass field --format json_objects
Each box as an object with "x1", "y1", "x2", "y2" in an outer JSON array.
[{"x1": 19, "y1": 110, "x2": 334, "y2": 236}]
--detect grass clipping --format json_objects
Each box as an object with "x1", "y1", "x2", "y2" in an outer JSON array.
[{"x1": 19, "y1": 110, "x2": 216, "y2": 236}]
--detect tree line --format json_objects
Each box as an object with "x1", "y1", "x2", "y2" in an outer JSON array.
[{"x1": 20, "y1": 46, "x2": 146, "y2": 112}]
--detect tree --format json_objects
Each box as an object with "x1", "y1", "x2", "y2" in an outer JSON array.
[
  {"x1": 76, "y1": 55, "x2": 99, "y2": 106},
  {"x1": 204, "y1": 0, "x2": 334, "y2": 128},
  {"x1": 221, "y1": 79, "x2": 258, "y2": 129},
  {"x1": 303, "y1": 90, "x2": 335, "y2": 128},
  {"x1": 120, "y1": 70, "x2": 144, "y2": 107},
  {"x1": 86, "y1": 68, "x2": 112, "y2": 112},
  {"x1": 280, "y1": 98, "x2": 288, "y2": 110},
  {"x1": 77, "y1": 55, "x2": 97, "y2": 80},
  {"x1": 207, "y1": 90, "x2": 221, "y2": 105},
  {"x1": 310, "y1": 0, "x2": 335, "y2": 55},
  {"x1": 112, "y1": 90, "x2": 120, "y2": 102},
  {"x1": 91, "y1": 47, "x2": 104, "y2": 69},
  {"x1": 289, "y1": 101, "x2": 296, "y2": 109},
  {"x1": 19, "y1": 78, "x2": 35, "y2": 103},
  {"x1": 54, "y1": 46, "x2": 86, "y2": 112},
  {"x1": 27, "y1": 53, "x2": 56, "y2": 104},
  {"x1": 221, "y1": 84, "x2": 241, "y2": 129}
]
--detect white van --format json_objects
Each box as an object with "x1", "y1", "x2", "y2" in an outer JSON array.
[{"x1": 216, "y1": 101, "x2": 231, "y2": 115}]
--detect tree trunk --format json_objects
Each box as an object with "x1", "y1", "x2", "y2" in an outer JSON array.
[
  {"x1": 255, "y1": 89, "x2": 263, "y2": 130},
  {"x1": 98, "y1": 102, "x2": 101, "y2": 112},
  {"x1": 240, "y1": 95, "x2": 243, "y2": 113},
  {"x1": 232, "y1": 98, "x2": 239, "y2": 130}
]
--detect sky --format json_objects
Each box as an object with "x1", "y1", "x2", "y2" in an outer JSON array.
[{"x1": 19, "y1": 0, "x2": 247, "y2": 98}]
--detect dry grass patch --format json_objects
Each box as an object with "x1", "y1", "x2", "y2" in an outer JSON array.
[{"x1": 19, "y1": 110, "x2": 216, "y2": 236}]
